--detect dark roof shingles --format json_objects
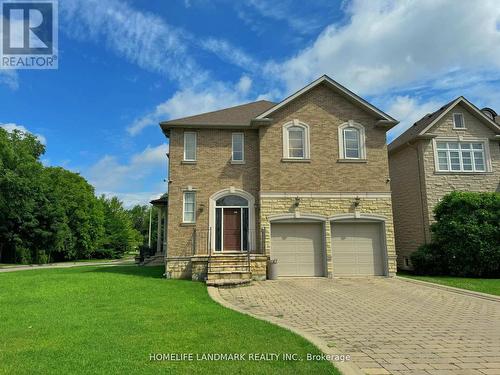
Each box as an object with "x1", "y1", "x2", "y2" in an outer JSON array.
[
  {"x1": 160, "y1": 100, "x2": 276, "y2": 127},
  {"x1": 388, "y1": 98, "x2": 458, "y2": 152}
]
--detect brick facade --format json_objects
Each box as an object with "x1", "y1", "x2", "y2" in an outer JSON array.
[
  {"x1": 259, "y1": 84, "x2": 392, "y2": 193},
  {"x1": 164, "y1": 81, "x2": 397, "y2": 279},
  {"x1": 390, "y1": 102, "x2": 500, "y2": 269}
]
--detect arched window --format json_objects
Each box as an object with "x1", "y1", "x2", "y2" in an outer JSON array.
[
  {"x1": 216, "y1": 195, "x2": 248, "y2": 206},
  {"x1": 283, "y1": 120, "x2": 310, "y2": 159},
  {"x1": 338, "y1": 121, "x2": 366, "y2": 160}
]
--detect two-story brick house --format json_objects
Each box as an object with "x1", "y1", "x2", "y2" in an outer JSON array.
[
  {"x1": 389, "y1": 97, "x2": 500, "y2": 270},
  {"x1": 160, "y1": 75, "x2": 399, "y2": 284}
]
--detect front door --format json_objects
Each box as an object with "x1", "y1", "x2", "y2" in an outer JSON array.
[{"x1": 223, "y1": 208, "x2": 241, "y2": 250}]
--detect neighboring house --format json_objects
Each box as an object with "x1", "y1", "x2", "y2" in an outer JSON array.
[
  {"x1": 388, "y1": 97, "x2": 500, "y2": 270},
  {"x1": 160, "y1": 75, "x2": 399, "y2": 284}
]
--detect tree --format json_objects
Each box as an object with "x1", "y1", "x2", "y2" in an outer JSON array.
[
  {"x1": 41, "y1": 167, "x2": 104, "y2": 261},
  {"x1": 127, "y1": 204, "x2": 159, "y2": 247},
  {"x1": 0, "y1": 128, "x2": 54, "y2": 263},
  {"x1": 97, "y1": 196, "x2": 141, "y2": 258}
]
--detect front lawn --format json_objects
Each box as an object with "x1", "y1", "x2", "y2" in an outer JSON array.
[
  {"x1": 399, "y1": 273, "x2": 500, "y2": 296},
  {"x1": 0, "y1": 266, "x2": 337, "y2": 374}
]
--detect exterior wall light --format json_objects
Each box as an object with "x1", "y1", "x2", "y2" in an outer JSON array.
[{"x1": 294, "y1": 197, "x2": 300, "y2": 207}]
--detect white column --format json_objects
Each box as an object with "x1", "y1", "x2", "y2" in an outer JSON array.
[
  {"x1": 162, "y1": 208, "x2": 167, "y2": 254},
  {"x1": 156, "y1": 209, "x2": 162, "y2": 254}
]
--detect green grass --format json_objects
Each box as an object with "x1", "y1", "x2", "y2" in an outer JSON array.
[
  {"x1": 398, "y1": 273, "x2": 500, "y2": 296},
  {"x1": 0, "y1": 258, "x2": 133, "y2": 268},
  {"x1": 0, "y1": 266, "x2": 338, "y2": 375}
]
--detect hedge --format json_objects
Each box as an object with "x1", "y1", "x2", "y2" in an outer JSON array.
[{"x1": 411, "y1": 191, "x2": 500, "y2": 277}]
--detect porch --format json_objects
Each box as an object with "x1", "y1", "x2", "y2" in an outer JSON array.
[{"x1": 190, "y1": 228, "x2": 268, "y2": 286}]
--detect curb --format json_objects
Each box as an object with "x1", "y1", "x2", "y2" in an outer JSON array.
[
  {"x1": 395, "y1": 276, "x2": 500, "y2": 302},
  {"x1": 207, "y1": 286, "x2": 364, "y2": 375}
]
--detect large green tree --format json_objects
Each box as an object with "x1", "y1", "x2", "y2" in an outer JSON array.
[
  {"x1": 0, "y1": 128, "x2": 145, "y2": 264},
  {"x1": 97, "y1": 196, "x2": 142, "y2": 259},
  {"x1": 0, "y1": 128, "x2": 55, "y2": 263}
]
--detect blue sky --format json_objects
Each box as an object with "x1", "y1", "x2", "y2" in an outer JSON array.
[{"x1": 1, "y1": 0, "x2": 500, "y2": 207}]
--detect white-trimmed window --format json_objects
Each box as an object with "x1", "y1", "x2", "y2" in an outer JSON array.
[
  {"x1": 183, "y1": 132, "x2": 197, "y2": 161},
  {"x1": 338, "y1": 121, "x2": 366, "y2": 160},
  {"x1": 435, "y1": 141, "x2": 487, "y2": 172},
  {"x1": 453, "y1": 113, "x2": 465, "y2": 129},
  {"x1": 183, "y1": 192, "x2": 196, "y2": 223},
  {"x1": 232, "y1": 133, "x2": 244, "y2": 162},
  {"x1": 283, "y1": 120, "x2": 310, "y2": 159}
]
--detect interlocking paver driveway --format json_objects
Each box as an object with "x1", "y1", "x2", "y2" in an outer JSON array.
[{"x1": 218, "y1": 278, "x2": 500, "y2": 375}]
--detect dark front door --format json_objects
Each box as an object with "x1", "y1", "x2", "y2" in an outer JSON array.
[{"x1": 223, "y1": 208, "x2": 241, "y2": 250}]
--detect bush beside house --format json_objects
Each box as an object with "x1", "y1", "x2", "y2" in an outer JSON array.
[{"x1": 411, "y1": 191, "x2": 500, "y2": 277}]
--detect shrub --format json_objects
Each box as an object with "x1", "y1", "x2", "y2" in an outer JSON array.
[
  {"x1": 411, "y1": 191, "x2": 500, "y2": 277},
  {"x1": 92, "y1": 248, "x2": 116, "y2": 259},
  {"x1": 411, "y1": 244, "x2": 448, "y2": 276}
]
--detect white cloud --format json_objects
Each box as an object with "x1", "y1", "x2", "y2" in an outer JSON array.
[
  {"x1": 268, "y1": 0, "x2": 500, "y2": 96},
  {"x1": 99, "y1": 191, "x2": 163, "y2": 208},
  {"x1": 0, "y1": 70, "x2": 19, "y2": 90},
  {"x1": 86, "y1": 144, "x2": 169, "y2": 193},
  {"x1": 60, "y1": 0, "x2": 207, "y2": 84},
  {"x1": 240, "y1": 0, "x2": 327, "y2": 35},
  {"x1": 127, "y1": 77, "x2": 254, "y2": 135},
  {"x1": 200, "y1": 38, "x2": 259, "y2": 72},
  {"x1": 0, "y1": 123, "x2": 47, "y2": 144},
  {"x1": 384, "y1": 96, "x2": 442, "y2": 142}
]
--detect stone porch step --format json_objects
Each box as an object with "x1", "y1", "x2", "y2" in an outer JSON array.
[
  {"x1": 206, "y1": 278, "x2": 251, "y2": 287},
  {"x1": 209, "y1": 266, "x2": 250, "y2": 272},
  {"x1": 207, "y1": 271, "x2": 251, "y2": 281}
]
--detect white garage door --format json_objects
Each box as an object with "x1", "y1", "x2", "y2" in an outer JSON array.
[
  {"x1": 331, "y1": 222, "x2": 385, "y2": 276},
  {"x1": 271, "y1": 223, "x2": 324, "y2": 277}
]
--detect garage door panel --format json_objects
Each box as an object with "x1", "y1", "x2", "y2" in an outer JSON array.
[
  {"x1": 332, "y1": 222, "x2": 385, "y2": 276},
  {"x1": 271, "y1": 223, "x2": 324, "y2": 277}
]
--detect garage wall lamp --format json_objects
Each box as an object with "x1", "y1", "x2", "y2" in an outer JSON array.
[
  {"x1": 294, "y1": 197, "x2": 301, "y2": 207},
  {"x1": 354, "y1": 196, "x2": 361, "y2": 208}
]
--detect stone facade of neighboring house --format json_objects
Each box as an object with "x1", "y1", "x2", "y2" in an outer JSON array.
[
  {"x1": 389, "y1": 98, "x2": 500, "y2": 270},
  {"x1": 160, "y1": 75, "x2": 399, "y2": 284}
]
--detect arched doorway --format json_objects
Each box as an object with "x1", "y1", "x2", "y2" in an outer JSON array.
[{"x1": 209, "y1": 189, "x2": 255, "y2": 252}]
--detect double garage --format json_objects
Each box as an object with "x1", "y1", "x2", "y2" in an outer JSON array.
[{"x1": 270, "y1": 220, "x2": 387, "y2": 277}]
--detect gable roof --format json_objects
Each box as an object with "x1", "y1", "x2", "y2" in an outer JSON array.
[
  {"x1": 255, "y1": 75, "x2": 399, "y2": 126},
  {"x1": 160, "y1": 75, "x2": 399, "y2": 131},
  {"x1": 160, "y1": 100, "x2": 275, "y2": 129},
  {"x1": 388, "y1": 96, "x2": 500, "y2": 153}
]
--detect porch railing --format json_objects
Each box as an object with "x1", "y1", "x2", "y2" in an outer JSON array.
[{"x1": 192, "y1": 228, "x2": 266, "y2": 256}]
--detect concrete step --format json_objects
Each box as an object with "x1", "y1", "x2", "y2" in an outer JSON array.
[
  {"x1": 206, "y1": 278, "x2": 251, "y2": 287},
  {"x1": 208, "y1": 265, "x2": 249, "y2": 271},
  {"x1": 207, "y1": 271, "x2": 251, "y2": 281}
]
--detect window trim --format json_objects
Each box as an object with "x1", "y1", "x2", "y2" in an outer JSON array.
[
  {"x1": 452, "y1": 112, "x2": 466, "y2": 129},
  {"x1": 338, "y1": 120, "x2": 366, "y2": 160},
  {"x1": 231, "y1": 132, "x2": 245, "y2": 163},
  {"x1": 182, "y1": 191, "x2": 196, "y2": 223},
  {"x1": 432, "y1": 138, "x2": 492, "y2": 173},
  {"x1": 282, "y1": 119, "x2": 310, "y2": 160},
  {"x1": 183, "y1": 131, "x2": 197, "y2": 162}
]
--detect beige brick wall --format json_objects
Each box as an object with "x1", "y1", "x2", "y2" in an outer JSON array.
[
  {"x1": 260, "y1": 197, "x2": 397, "y2": 276},
  {"x1": 166, "y1": 127, "x2": 260, "y2": 260},
  {"x1": 422, "y1": 103, "x2": 500, "y2": 235},
  {"x1": 259, "y1": 83, "x2": 392, "y2": 193},
  {"x1": 389, "y1": 103, "x2": 500, "y2": 269},
  {"x1": 389, "y1": 143, "x2": 428, "y2": 269}
]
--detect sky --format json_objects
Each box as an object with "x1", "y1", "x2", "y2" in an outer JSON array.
[{"x1": 1, "y1": 0, "x2": 500, "y2": 207}]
